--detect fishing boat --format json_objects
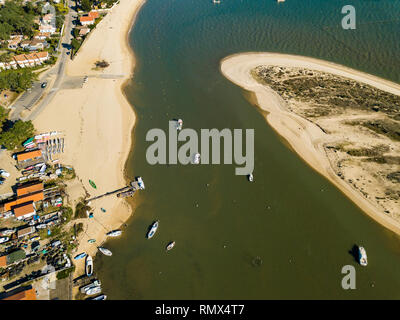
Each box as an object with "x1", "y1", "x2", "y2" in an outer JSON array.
[
  {"x1": 98, "y1": 247, "x2": 112, "y2": 256},
  {"x1": 147, "y1": 221, "x2": 159, "y2": 239},
  {"x1": 176, "y1": 119, "x2": 183, "y2": 130},
  {"x1": 74, "y1": 252, "x2": 87, "y2": 260},
  {"x1": 89, "y1": 180, "x2": 97, "y2": 189},
  {"x1": 0, "y1": 237, "x2": 9, "y2": 244},
  {"x1": 193, "y1": 153, "x2": 200, "y2": 164},
  {"x1": 106, "y1": 230, "x2": 122, "y2": 237},
  {"x1": 358, "y1": 246, "x2": 368, "y2": 266},
  {"x1": 85, "y1": 286, "x2": 101, "y2": 296},
  {"x1": 91, "y1": 294, "x2": 107, "y2": 300},
  {"x1": 166, "y1": 241, "x2": 175, "y2": 251},
  {"x1": 86, "y1": 255, "x2": 93, "y2": 277},
  {"x1": 88, "y1": 239, "x2": 96, "y2": 243},
  {"x1": 248, "y1": 173, "x2": 253, "y2": 182}
]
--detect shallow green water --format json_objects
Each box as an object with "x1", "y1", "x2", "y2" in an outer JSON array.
[{"x1": 95, "y1": 0, "x2": 400, "y2": 299}]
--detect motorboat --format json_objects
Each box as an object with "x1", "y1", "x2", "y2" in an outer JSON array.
[
  {"x1": 86, "y1": 255, "x2": 93, "y2": 277},
  {"x1": 147, "y1": 221, "x2": 159, "y2": 239},
  {"x1": 358, "y1": 246, "x2": 368, "y2": 266},
  {"x1": 98, "y1": 247, "x2": 112, "y2": 256},
  {"x1": 106, "y1": 230, "x2": 122, "y2": 237},
  {"x1": 166, "y1": 241, "x2": 175, "y2": 251}
]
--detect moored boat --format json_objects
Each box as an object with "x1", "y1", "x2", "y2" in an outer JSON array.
[
  {"x1": 88, "y1": 239, "x2": 96, "y2": 243},
  {"x1": 74, "y1": 252, "x2": 87, "y2": 260},
  {"x1": 85, "y1": 286, "x2": 101, "y2": 296},
  {"x1": 166, "y1": 241, "x2": 175, "y2": 251},
  {"x1": 106, "y1": 230, "x2": 122, "y2": 237},
  {"x1": 98, "y1": 247, "x2": 112, "y2": 256},
  {"x1": 147, "y1": 221, "x2": 159, "y2": 239},
  {"x1": 137, "y1": 176, "x2": 145, "y2": 190},
  {"x1": 91, "y1": 294, "x2": 107, "y2": 300},
  {"x1": 358, "y1": 246, "x2": 368, "y2": 266},
  {"x1": 86, "y1": 255, "x2": 93, "y2": 277},
  {"x1": 193, "y1": 153, "x2": 200, "y2": 164},
  {"x1": 0, "y1": 237, "x2": 9, "y2": 244},
  {"x1": 176, "y1": 119, "x2": 183, "y2": 130},
  {"x1": 248, "y1": 173, "x2": 253, "y2": 182},
  {"x1": 89, "y1": 180, "x2": 97, "y2": 189}
]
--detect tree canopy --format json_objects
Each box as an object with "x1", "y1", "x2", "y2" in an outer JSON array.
[
  {"x1": 0, "y1": 1, "x2": 37, "y2": 40},
  {"x1": 0, "y1": 119, "x2": 35, "y2": 150},
  {"x1": 0, "y1": 68, "x2": 37, "y2": 93}
]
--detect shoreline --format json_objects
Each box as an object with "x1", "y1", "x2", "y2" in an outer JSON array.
[
  {"x1": 32, "y1": 0, "x2": 146, "y2": 293},
  {"x1": 220, "y1": 52, "x2": 400, "y2": 237}
]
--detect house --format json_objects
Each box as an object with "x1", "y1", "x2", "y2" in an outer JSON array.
[
  {"x1": 1, "y1": 286, "x2": 36, "y2": 300},
  {"x1": 88, "y1": 11, "x2": 99, "y2": 19},
  {"x1": 0, "y1": 249, "x2": 26, "y2": 267},
  {"x1": 80, "y1": 15, "x2": 94, "y2": 26},
  {"x1": 34, "y1": 32, "x2": 51, "y2": 40},
  {"x1": 16, "y1": 180, "x2": 44, "y2": 197},
  {"x1": 16, "y1": 149, "x2": 43, "y2": 163},
  {"x1": 19, "y1": 39, "x2": 31, "y2": 50},
  {"x1": 13, "y1": 202, "x2": 36, "y2": 220},
  {"x1": 7, "y1": 35, "x2": 23, "y2": 49},
  {"x1": 17, "y1": 226, "x2": 35, "y2": 238},
  {"x1": 42, "y1": 13, "x2": 54, "y2": 25},
  {"x1": 39, "y1": 24, "x2": 56, "y2": 34},
  {"x1": 13, "y1": 52, "x2": 49, "y2": 69},
  {"x1": 79, "y1": 27, "x2": 90, "y2": 36},
  {"x1": 13, "y1": 54, "x2": 29, "y2": 68},
  {"x1": 27, "y1": 39, "x2": 48, "y2": 51}
]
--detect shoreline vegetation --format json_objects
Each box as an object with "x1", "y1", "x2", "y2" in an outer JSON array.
[
  {"x1": 31, "y1": 0, "x2": 146, "y2": 298},
  {"x1": 221, "y1": 52, "x2": 400, "y2": 236}
]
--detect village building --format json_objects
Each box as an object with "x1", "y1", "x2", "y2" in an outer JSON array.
[
  {"x1": 16, "y1": 180, "x2": 44, "y2": 197},
  {"x1": 7, "y1": 35, "x2": 23, "y2": 49},
  {"x1": 3, "y1": 190, "x2": 44, "y2": 212},
  {"x1": 17, "y1": 226, "x2": 35, "y2": 239},
  {"x1": 1, "y1": 286, "x2": 36, "y2": 300},
  {"x1": 79, "y1": 15, "x2": 95, "y2": 26},
  {"x1": 16, "y1": 149, "x2": 43, "y2": 163},
  {"x1": 34, "y1": 32, "x2": 51, "y2": 40},
  {"x1": 39, "y1": 24, "x2": 56, "y2": 34},
  {"x1": 41, "y1": 13, "x2": 54, "y2": 25},
  {"x1": 13, "y1": 202, "x2": 36, "y2": 220}
]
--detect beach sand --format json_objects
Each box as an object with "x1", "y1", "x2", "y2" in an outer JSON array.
[
  {"x1": 32, "y1": 0, "x2": 146, "y2": 286},
  {"x1": 221, "y1": 52, "x2": 400, "y2": 236}
]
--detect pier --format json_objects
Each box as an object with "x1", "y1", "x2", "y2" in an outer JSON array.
[{"x1": 86, "y1": 181, "x2": 140, "y2": 202}]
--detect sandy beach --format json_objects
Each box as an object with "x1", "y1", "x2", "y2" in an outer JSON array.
[
  {"x1": 221, "y1": 52, "x2": 400, "y2": 236},
  {"x1": 32, "y1": 0, "x2": 146, "y2": 283}
]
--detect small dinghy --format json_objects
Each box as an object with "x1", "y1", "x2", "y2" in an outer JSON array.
[
  {"x1": 98, "y1": 247, "x2": 112, "y2": 256},
  {"x1": 176, "y1": 119, "x2": 183, "y2": 130},
  {"x1": 88, "y1": 239, "x2": 96, "y2": 243},
  {"x1": 193, "y1": 153, "x2": 200, "y2": 164},
  {"x1": 358, "y1": 246, "x2": 368, "y2": 266},
  {"x1": 248, "y1": 173, "x2": 253, "y2": 182},
  {"x1": 74, "y1": 252, "x2": 87, "y2": 260},
  {"x1": 166, "y1": 241, "x2": 175, "y2": 251},
  {"x1": 89, "y1": 180, "x2": 97, "y2": 189}
]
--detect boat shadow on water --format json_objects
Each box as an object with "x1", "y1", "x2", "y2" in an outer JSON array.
[{"x1": 348, "y1": 244, "x2": 359, "y2": 263}]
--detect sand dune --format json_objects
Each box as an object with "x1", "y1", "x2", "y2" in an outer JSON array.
[{"x1": 221, "y1": 52, "x2": 400, "y2": 236}]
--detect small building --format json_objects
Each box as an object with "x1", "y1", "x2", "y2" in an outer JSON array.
[
  {"x1": 13, "y1": 202, "x2": 36, "y2": 220},
  {"x1": 4, "y1": 191, "x2": 44, "y2": 212},
  {"x1": 39, "y1": 24, "x2": 56, "y2": 34},
  {"x1": 17, "y1": 226, "x2": 35, "y2": 238},
  {"x1": 80, "y1": 15, "x2": 95, "y2": 26},
  {"x1": 16, "y1": 180, "x2": 44, "y2": 197},
  {"x1": 88, "y1": 11, "x2": 99, "y2": 19},
  {"x1": 16, "y1": 149, "x2": 43, "y2": 163},
  {"x1": 34, "y1": 32, "x2": 51, "y2": 40},
  {"x1": 78, "y1": 27, "x2": 90, "y2": 36},
  {"x1": 42, "y1": 13, "x2": 54, "y2": 25},
  {"x1": 1, "y1": 286, "x2": 36, "y2": 300},
  {"x1": 0, "y1": 249, "x2": 26, "y2": 267}
]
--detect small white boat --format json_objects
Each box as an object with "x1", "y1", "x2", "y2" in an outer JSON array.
[
  {"x1": 166, "y1": 241, "x2": 175, "y2": 251},
  {"x1": 137, "y1": 176, "x2": 145, "y2": 190},
  {"x1": 98, "y1": 247, "x2": 112, "y2": 256},
  {"x1": 85, "y1": 255, "x2": 93, "y2": 277},
  {"x1": 91, "y1": 294, "x2": 107, "y2": 300},
  {"x1": 248, "y1": 173, "x2": 253, "y2": 182},
  {"x1": 106, "y1": 230, "x2": 122, "y2": 237},
  {"x1": 85, "y1": 286, "x2": 101, "y2": 296},
  {"x1": 0, "y1": 237, "x2": 9, "y2": 244},
  {"x1": 176, "y1": 119, "x2": 183, "y2": 130},
  {"x1": 147, "y1": 221, "x2": 159, "y2": 239},
  {"x1": 193, "y1": 153, "x2": 200, "y2": 164},
  {"x1": 358, "y1": 246, "x2": 368, "y2": 266}
]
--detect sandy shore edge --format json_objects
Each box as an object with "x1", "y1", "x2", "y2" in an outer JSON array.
[{"x1": 220, "y1": 52, "x2": 400, "y2": 236}]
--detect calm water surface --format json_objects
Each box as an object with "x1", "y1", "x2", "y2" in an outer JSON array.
[{"x1": 96, "y1": 0, "x2": 400, "y2": 299}]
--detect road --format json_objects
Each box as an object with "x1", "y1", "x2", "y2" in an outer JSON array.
[{"x1": 10, "y1": 0, "x2": 77, "y2": 121}]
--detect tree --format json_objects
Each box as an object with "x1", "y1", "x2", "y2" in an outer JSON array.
[
  {"x1": 81, "y1": 0, "x2": 92, "y2": 12},
  {"x1": 0, "y1": 120, "x2": 35, "y2": 150},
  {"x1": 71, "y1": 38, "x2": 80, "y2": 52}
]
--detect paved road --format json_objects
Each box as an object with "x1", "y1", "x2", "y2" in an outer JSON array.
[{"x1": 10, "y1": 0, "x2": 77, "y2": 121}]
